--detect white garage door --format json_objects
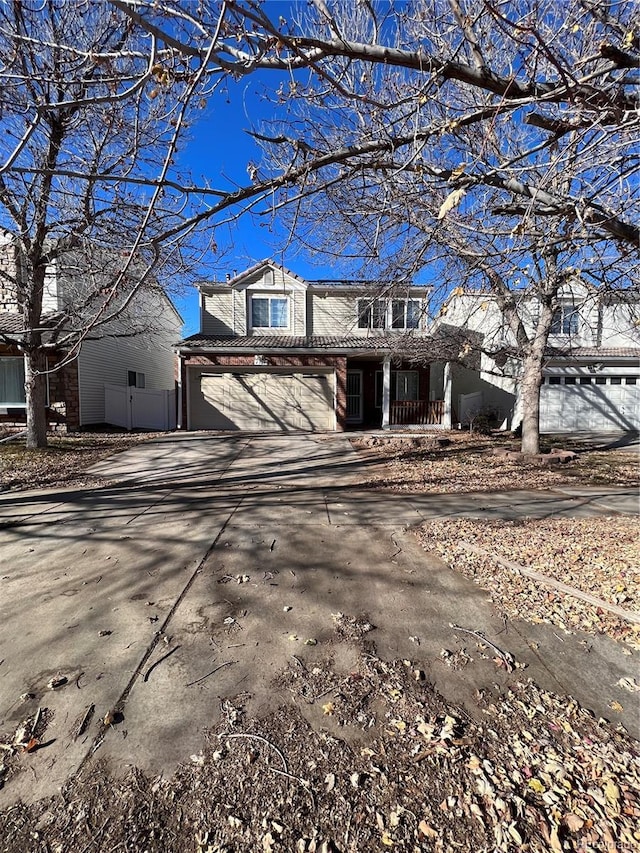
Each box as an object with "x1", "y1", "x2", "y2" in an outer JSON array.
[
  {"x1": 540, "y1": 376, "x2": 640, "y2": 432},
  {"x1": 189, "y1": 368, "x2": 335, "y2": 431}
]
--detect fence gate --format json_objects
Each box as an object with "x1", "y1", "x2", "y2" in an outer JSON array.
[{"x1": 105, "y1": 384, "x2": 176, "y2": 431}]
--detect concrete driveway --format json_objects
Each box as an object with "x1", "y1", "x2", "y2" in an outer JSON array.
[{"x1": 0, "y1": 432, "x2": 637, "y2": 805}]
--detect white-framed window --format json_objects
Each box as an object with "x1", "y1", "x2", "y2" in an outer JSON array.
[
  {"x1": 251, "y1": 295, "x2": 289, "y2": 329},
  {"x1": 550, "y1": 305, "x2": 579, "y2": 335},
  {"x1": 357, "y1": 298, "x2": 386, "y2": 329},
  {"x1": 128, "y1": 370, "x2": 146, "y2": 388},
  {"x1": 0, "y1": 357, "x2": 50, "y2": 407},
  {"x1": 391, "y1": 299, "x2": 421, "y2": 329},
  {"x1": 0, "y1": 357, "x2": 26, "y2": 405},
  {"x1": 357, "y1": 298, "x2": 421, "y2": 330},
  {"x1": 375, "y1": 370, "x2": 419, "y2": 407}
]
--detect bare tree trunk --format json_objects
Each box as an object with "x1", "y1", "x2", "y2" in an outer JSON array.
[
  {"x1": 520, "y1": 352, "x2": 543, "y2": 456},
  {"x1": 24, "y1": 347, "x2": 47, "y2": 449}
]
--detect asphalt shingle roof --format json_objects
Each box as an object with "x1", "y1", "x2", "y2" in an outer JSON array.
[
  {"x1": 178, "y1": 334, "x2": 448, "y2": 352},
  {"x1": 545, "y1": 346, "x2": 640, "y2": 358},
  {"x1": 0, "y1": 312, "x2": 27, "y2": 334}
]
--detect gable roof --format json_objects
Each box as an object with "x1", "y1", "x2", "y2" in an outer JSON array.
[
  {"x1": 222, "y1": 259, "x2": 308, "y2": 288},
  {"x1": 202, "y1": 261, "x2": 430, "y2": 293}
]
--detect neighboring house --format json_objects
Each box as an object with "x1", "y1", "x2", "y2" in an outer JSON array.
[
  {"x1": 0, "y1": 244, "x2": 183, "y2": 431},
  {"x1": 176, "y1": 260, "x2": 469, "y2": 432},
  {"x1": 442, "y1": 283, "x2": 640, "y2": 433}
]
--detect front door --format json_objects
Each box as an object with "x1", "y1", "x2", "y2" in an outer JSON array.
[{"x1": 346, "y1": 370, "x2": 363, "y2": 423}]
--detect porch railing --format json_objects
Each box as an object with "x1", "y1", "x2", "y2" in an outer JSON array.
[{"x1": 390, "y1": 399, "x2": 444, "y2": 426}]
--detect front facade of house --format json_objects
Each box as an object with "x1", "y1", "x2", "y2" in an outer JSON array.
[
  {"x1": 177, "y1": 261, "x2": 452, "y2": 432},
  {"x1": 443, "y1": 285, "x2": 640, "y2": 433}
]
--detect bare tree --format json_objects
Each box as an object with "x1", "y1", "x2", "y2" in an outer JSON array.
[
  {"x1": 0, "y1": 0, "x2": 222, "y2": 447},
  {"x1": 6, "y1": 0, "x2": 637, "y2": 452},
  {"x1": 115, "y1": 0, "x2": 637, "y2": 454},
  {"x1": 115, "y1": 0, "x2": 638, "y2": 242}
]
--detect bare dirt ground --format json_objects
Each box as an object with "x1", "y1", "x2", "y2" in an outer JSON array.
[{"x1": 1, "y1": 430, "x2": 639, "y2": 852}]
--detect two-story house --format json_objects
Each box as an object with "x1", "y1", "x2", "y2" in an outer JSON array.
[
  {"x1": 176, "y1": 260, "x2": 462, "y2": 432},
  {"x1": 441, "y1": 283, "x2": 640, "y2": 433},
  {"x1": 0, "y1": 239, "x2": 182, "y2": 432}
]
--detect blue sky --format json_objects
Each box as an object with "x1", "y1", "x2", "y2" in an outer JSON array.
[
  {"x1": 173, "y1": 18, "x2": 343, "y2": 335},
  {"x1": 174, "y1": 78, "x2": 335, "y2": 335},
  {"x1": 171, "y1": 2, "x2": 431, "y2": 336}
]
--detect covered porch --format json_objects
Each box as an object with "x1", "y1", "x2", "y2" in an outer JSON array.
[{"x1": 345, "y1": 355, "x2": 453, "y2": 430}]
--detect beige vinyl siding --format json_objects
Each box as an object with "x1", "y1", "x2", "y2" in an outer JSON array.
[
  {"x1": 310, "y1": 293, "x2": 358, "y2": 335},
  {"x1": 293, "y1": 289, "x2": 306, "y2": 334},
  {"x1": 233, "y1": 289, "x2": 246, "y2": 335},
  {"x1": 202, "y1": 291, "x2": 234, "y2": 335},
  {"x1": 243, "y1": 267, "x2": 301, "y2": 290}
]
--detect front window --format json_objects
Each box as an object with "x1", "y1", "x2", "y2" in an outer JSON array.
[
  {"x1": 551, "y1": 305, "x2": 579, "y2": 335},
  {"x1": 252, "y1": 296, "x2": 289, "y2": 329},
  {"x1": 375, "y1": 370, "x2": 419, "y2": 407},
  {"x1": 357, "y1": 299, "x2": 386, "y2": 329},
  {"x1": 0, "y1": 357, "x2": 26, "y2": 405},
  {"x1": 358, "y1": 298, "x2": 421, "y2": 330}
]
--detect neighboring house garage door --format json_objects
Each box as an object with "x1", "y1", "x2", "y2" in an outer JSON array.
[
  {"x1": 189, "y1": 368, "x2": 335, "y2": 431},
  {"x1": 540, "y1": 375, "x2": 640, "y2": 432}
]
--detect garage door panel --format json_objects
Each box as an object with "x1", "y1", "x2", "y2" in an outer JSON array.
[
  {"x1": 190, "y1": 369, "x2": 334, "y2": 431},
  {"x1": 191, "y1": 374, "x2": 237, "y2": 430},
  {"x1": 541, "y1": 381, "x2": 640, "y2": 432},
  {"x1": 299, "y1": 375, "x2": 334, "y2": 430}
]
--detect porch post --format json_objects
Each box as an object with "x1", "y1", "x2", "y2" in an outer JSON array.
[
  {"x1": 443, "y1": 361, "x2": 452, "y2": 429},
  {"x1": 382, "y1": 356, "x2": 391, "y2": 429},
  {"x1": 176, "y1": 353, "x2": 183, "y2": 430}
]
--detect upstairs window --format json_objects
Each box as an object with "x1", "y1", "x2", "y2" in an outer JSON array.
[
  {"x1": 251, "y1": 296, "x2": 289, "y2": 329},
  {"x1": 551, "y1": 305, "x2": 579, "y2": 335},
  {"x1": 358, "y1": 298, "x2": 421, "y2": 330},
  {"x1": 357, "y1": 299, "x2": 386, "y2": 329},
  {"x1": 392, "y1": 299, "x2": 421, "y2": 329}
]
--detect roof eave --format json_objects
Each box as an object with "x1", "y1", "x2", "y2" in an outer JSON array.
[{"x1": 176, "y1": 344, "x2": 393, "y2": 356}]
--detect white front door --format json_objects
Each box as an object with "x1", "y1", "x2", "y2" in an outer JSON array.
[{"x1": 346, "y1": 370, "x2": 363, "y2": 423}]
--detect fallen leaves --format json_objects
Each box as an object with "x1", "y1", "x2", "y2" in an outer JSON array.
[
  {"x1": 352, "y1": 432, "x2": 639, "y2": 493},
  {"x1": 419, "y1": 516, "x2": 640, "y2": 649},
  {"x1": 0, "y1": 431, "x2": 158, "y2": 492},
  {"x1": 2, "y1": 652, "x2": 639, "y2": 853}
]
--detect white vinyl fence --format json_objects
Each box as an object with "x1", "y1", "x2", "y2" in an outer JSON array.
[
  {"x1": 458, "y1": 390, "x2": 483, "y2": 425},
  {"x1": 105, "y1": 384, "x2": 176, "y2": 431}
]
